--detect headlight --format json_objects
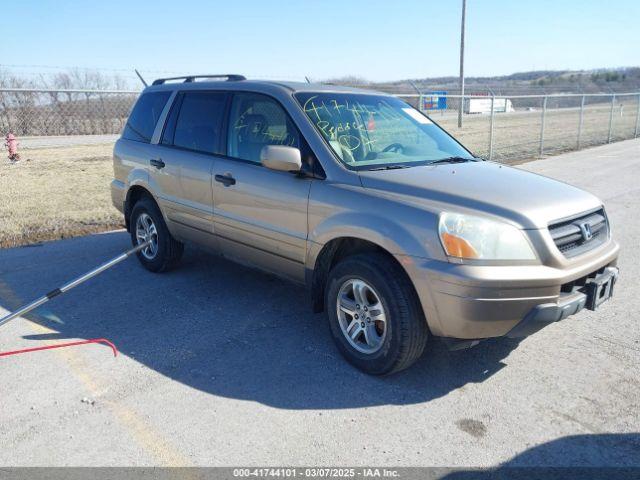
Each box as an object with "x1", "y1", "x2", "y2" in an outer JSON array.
[{"x1": 438, "y1": 212, "x2": 536, "y2": 260}]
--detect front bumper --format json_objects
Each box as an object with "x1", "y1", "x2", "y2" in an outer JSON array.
[
  {"x1": 506, "y1": 265, "x2": 618, "y2": 337},
  {"x1": 401, "y1": 240, "x2": 619, "y2": 340}
]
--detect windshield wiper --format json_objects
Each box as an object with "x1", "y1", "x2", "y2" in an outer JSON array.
[
  {"x1": 429, "y1": 156, "x2": 475, "y2": 165},
  {"x1": 367, "y1": 164, "x2": 412, "y2": 171}
]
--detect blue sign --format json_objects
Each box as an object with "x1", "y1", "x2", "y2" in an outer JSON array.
[{"x1": 422, "y1": 91, "x2": 447, "y2": 110}]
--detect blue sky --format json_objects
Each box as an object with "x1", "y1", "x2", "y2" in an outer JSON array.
[{"x1": 2, "y1": 0, "x2": 638, "y2": 83}]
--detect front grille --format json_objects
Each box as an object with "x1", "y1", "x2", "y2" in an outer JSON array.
[{"x1": 549, "y1": 208, "x2": 609, "y2": 258}]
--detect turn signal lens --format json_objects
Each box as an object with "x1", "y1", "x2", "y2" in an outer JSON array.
[{"x1": 440, "y1": 232, "x2": 479, "y2": 259}]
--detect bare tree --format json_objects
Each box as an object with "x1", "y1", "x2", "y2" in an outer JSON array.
[{"x1": 0, "y1": 69, "x2": 137, "y2": 136}]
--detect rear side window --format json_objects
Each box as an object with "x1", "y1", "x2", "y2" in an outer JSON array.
[
  {"x1": 168, "y1": 92, "x2": 227, "y2": 154},
  {"x1": 122, "y1": 91, "x2": 171, "y2": 143}
]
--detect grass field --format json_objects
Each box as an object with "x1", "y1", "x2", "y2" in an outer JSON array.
[
  {"x1": 434, "y1": 98, "x2": 639, "y2": 160},
  {"x1": 0, "y1": 100, "x2": 638, "y2": 249},
  {"x1": 0, "y1": 143, "x2": 122, "y2": 248}
]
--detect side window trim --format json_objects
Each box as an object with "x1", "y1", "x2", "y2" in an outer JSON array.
[
  {"x1": 150, "y1": 90, "x2": 178, "y2": 145},
  {"x1": 219, "y1": 92, "x2": 233, "y2": 157},
  {"x1": 160, "y1": 92, "x2": 184, "y2": 146}
]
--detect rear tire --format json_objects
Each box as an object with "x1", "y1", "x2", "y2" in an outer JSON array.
[
  {"x1": 130, "y1": 196, "x2": 184, "y2": 272},
  {"x1": 325, "y1": 253, "x2": 428, "y2": 375}
]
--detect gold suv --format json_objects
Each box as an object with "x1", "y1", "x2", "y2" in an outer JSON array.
[{"x1": 112, "y1": 75, "x2": 619, "y2": 374}]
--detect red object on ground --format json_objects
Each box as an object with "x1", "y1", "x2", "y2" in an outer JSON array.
[
  {"x1": 0, "y1": 338, "x2": 118, "y2": 358},
  {"x1": 5, "y1": 132, "x2": 20, "y2": 160}
]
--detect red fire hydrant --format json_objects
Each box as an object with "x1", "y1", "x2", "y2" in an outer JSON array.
[{"x1": 5, "y1": 133, "x2": 20, "y2": 162}]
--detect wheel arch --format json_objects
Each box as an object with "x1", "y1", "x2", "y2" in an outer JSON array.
[
  {"x1": 308, "y1": 236, "x2": 419, "y2": 316},
  {"x1": 124, "y1": 185, "x2": 156, "y2": 232}
]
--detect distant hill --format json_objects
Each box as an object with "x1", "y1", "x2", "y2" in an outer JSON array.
[{"x1": 324, "y1": 67, "x2": 640, "y2": 96}]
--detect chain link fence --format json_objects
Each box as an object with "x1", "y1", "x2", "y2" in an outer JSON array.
[
  {"x1": 405, "y1": 92, "x2": 640, "y2": 161},
  {"x1": 0, "y1": 88, "x2": 138, "y2": 138},
  {"x1": 1, "y1": 87, "x2": 638, "y2": 162}
]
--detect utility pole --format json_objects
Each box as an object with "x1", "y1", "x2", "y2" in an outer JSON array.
[{"x1": 458, "y1": 0, "x2": 466, "y2": 128}]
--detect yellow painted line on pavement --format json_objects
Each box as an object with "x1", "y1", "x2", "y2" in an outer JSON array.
[{"x1": 0, "y1": 279, "x2": 191, "y2": 466}]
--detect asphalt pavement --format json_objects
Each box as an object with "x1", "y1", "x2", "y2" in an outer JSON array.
[{"x1": 0, "y1": 139, "x2": 639, "y2": 467}]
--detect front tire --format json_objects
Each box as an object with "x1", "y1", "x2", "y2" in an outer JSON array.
[
  {"x1": 130, "y1": 196, "x2": 184, "y2": 272},
  {"x1": 326, "y1": 253, "x2": 429, "y2": 375}
]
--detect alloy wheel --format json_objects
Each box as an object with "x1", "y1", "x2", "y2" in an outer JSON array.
[
  {"x1": 336, "y1": 278, "x2": 388, "y2": 354},
  {"x1": 135, "y1": 212, "x2": 159, "y2": 260}
]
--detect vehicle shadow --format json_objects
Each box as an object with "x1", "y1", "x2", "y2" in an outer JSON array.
[
  {"x1": 439, "y1": 433, "x2": 640, "y2": 478},
  {"x1": 2, "y1": 231, "x2": 521, "y2": 410}
]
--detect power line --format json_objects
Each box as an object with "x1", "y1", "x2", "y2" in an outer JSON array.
[{"x1": 0, "y1": 64, "x2": 182, "y2": 74}]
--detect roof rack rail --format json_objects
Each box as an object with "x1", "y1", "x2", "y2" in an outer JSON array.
[{"x1": 151, "y1": 74, "x2": 246, "y2": 85}]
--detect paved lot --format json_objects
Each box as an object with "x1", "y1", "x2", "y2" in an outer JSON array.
[{"x1": 0, "y1": 140, "x2": 639, "y2": 467}]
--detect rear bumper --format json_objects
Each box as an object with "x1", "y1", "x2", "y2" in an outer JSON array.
[
  {"x1": 110, "y1": 179, "x2": 126, "y2": 214},
  {"x1": 401, "y1": 240, "x2": 619, "y2": 340}
]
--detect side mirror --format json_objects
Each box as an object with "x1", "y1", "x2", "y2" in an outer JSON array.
[{"x1": 260, "y1": 145, "x2": 302, "y2": 173}]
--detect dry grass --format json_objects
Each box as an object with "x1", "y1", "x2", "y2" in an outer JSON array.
[
  {"x1": 435, "y1": 99, "x2": 639, "y2": 161},
  {"x1": 0, "y1": 143, "x2": 123, "y2": 248}
]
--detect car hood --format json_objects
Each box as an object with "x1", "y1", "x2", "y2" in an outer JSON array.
[{"x1": 358, "y1": 161, "x2": 602, "y2": 229}]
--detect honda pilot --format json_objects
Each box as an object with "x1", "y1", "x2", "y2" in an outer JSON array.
[{"x1": 111, "y1": 75, "x2": 619, "y2": 375}]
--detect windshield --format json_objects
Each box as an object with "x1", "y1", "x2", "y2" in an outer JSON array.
[{"x1": 295, "y1": 92, "x2": 475, "y2": 170}]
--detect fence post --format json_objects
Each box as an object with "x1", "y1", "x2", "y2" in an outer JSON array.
[
  {"x1": 539, "y1": 96, "x2": 547, "y2": 157},
  {"x1": 607, "y1": 94, "x2": 616, "y2": 143},
  {"x1": 635, "y1": 94, "x2": 640, "y2": 138},
  {"x1": 488, "y1": 95, "x2": 495, "y2": 161},
  {"x1": 408, "y1": 80, "x2": 422, "y2": 113},
  {"x1": 577, "y1": 95, "x2": 585, "y2": 149}
]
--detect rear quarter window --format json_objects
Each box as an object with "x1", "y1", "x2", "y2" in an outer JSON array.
[{"x1": 122, "y1": 91, "x2": 171, "y2": 143}]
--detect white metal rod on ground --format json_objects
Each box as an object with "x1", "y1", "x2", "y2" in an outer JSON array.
[{"x1": 0, "y1": 241, "x2": 150, "y2": 329}]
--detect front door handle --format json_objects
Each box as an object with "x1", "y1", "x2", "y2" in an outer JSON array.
[
  {"x1": 215, "y1": 174, "x2": 236, "y2": 187},
  {"x1": 150, "y1": 158, "x2": 165, "y2": 169}
]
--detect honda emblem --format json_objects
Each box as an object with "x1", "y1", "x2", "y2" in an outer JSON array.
[{"x1": 579, "y1": 222, "x2": 593, "y2": 241}]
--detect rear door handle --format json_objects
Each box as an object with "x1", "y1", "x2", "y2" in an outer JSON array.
[
  {"x1": 215, "y1": 174, "x2": 236, "y2": 186},
  {"x1": 150, "y1": 158, "x2": 165, "y2": 169}
]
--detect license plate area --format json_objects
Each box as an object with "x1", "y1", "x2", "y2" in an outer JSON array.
[{"x1": 583, "y1": 268, "x2": 618, "y2": 310}]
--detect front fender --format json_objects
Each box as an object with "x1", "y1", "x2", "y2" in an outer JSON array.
[
  {"x1": 307, "y1": 180, "x2": 447, "y2": 266},
  {"x1": 306, "y1": 210, "x2": 443, "y2": 334},
  {"x1": 309, "y1": 211, "x2": 427, "y2": 259}
]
